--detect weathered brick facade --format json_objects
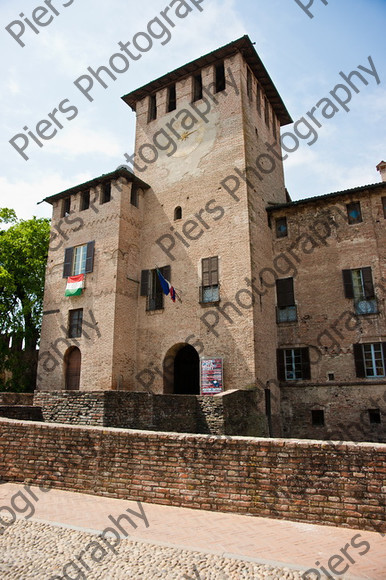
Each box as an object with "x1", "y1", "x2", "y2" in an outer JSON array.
[
  {"x1": 33, "y1": 389, "x2": 267, "y2": 436},
  {"x1": 0, "y1": 418, "x2": 384, "y2": 533},
  {"x1": 35, "y1": 36, "x2": 386, "y2": 441}
]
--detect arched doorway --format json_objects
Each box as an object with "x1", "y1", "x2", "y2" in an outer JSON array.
[
  {"x1": 163, "y1": 344, "x2": 200, "y2": 394},
  {"x1": 64, "y1": 347, "x2": 81, "y2": 390}
]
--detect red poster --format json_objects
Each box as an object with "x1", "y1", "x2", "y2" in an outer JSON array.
[{"x1": 200, "y1": 358, "x2": 223, "y2": 395}]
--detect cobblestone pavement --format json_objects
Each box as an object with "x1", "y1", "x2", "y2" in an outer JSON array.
[{"x1": 0, "y1": 518, "x2": 308, "y2": 580}]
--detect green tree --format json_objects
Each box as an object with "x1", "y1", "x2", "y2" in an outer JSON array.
[{"x1": 0, "y1": 209, "x2": 50, "y2": 391}]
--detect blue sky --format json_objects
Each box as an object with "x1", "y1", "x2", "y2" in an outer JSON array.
[{"x1": 0, "y1": 0, "x2": 385, "y2": 220}]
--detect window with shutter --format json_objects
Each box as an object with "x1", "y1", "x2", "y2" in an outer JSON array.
[
  {"x1": 141, "y1": 267, "x2": 170, "y2": 311},
  {"x1": 63, "y1": 242, "x2": 94, "y2": 277},
  {"x1": 278, "y1": 348, "x2": 310, "y2": 381},
  {"x1": 276, "y1": 278, "x2": 297, "y2": 322},
  {"x1": 200, "y1": 256, "x2": 219, "y2": 303},
  {"x1": 343, "y1": 268, "x2": 377, "y2": 314},
  {"x1": 382, "y1": 197, "x2": 386, "y2": 219},
  {"x1": 361, "y1": 343, "x2": 385, "y2": 378}
]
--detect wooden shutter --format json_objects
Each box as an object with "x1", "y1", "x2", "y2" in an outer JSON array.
[
  {"x1": 362, "y1": 267, "x2": 375, "y2": 299},
  {"x1": 210, "y1": 257, "x2": 219, "y2": 286},
  {"x1": 353, "y1": 344, "x2": 365, "y2": 378},
  {"x1": 301, "y1": 348, "x2": 311, "y2": 380},
  {"x1": 140, "y1": 270, "x2": 150, "y2": 296},
  {"x1": 342, "y1": 269, "x2": 354, "y2": 298},
  {"x1": 202, "y1": 258, "x2": 210, "y2": 286},
  {"x1": 277, "y1": 349, "x2": 286, "y2": 381},
  {"x1": 276, "y1": 278, "x2": 294, "y2": 307},
  {"x1": 63, "y1": 247, "x2": 74, "y2": 278},
  {"x1": 85, "y1": 241, "x2": 95, "y2": 273}
]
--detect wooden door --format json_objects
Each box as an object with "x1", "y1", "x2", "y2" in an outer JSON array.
[{"x1": 65, "y1": 348, "x2": 81, "y2": 390}]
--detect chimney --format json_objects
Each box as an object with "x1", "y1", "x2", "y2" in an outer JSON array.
[{"x1": 376, "y1": 160, "x2": 386, "y2": 182}]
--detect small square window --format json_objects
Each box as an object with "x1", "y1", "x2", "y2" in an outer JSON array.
[
  {"x1": 61, "y1": 197, "x2": 71, "y2": 217},
  {"x1": 328, "y1": 373, "x2": 335, "y2": 381},
  {"x1": 275, "y1": 217, "x2": 287, "y2": 238},
  {"x1": 80, "y1": 191, "x2": 90, "y2": 211},
  {"x1": 368, "y1": 409, "x2": 381, "y2": 424},
  {"x1": 382, "y1": 197, "x2": 386, "y2": 219},
  {"x1": 200, "y1": 256, "x2": 219, "y2": 304},
  {"x1": 101, "y1": 183, "x2": 111, "y2": 204},
  {"x1": 312, "y1": 410, "x2": 325, "y2": 426},
  {"x1": 347, "y1": 201, "x2": 362, "y2": 224}
]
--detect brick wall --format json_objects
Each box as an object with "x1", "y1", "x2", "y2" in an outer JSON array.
[
  {"x1": 34, "y1": 390, "x2": 268, "y2": 436},
  {"x1": 0, "y1": 418, "x2": 384, "y2": 532},
  {"x1": 281, "y1": 384, "x2": 386, "y2": 443},
  {"x1": 0, "y1": 394, "x2": 34, "y2": 405},
  {"x1": 0, "y1": 406, "x2": 43, "y2": 421}
]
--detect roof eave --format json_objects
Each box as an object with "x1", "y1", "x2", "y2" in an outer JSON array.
[
  {"x1": 42, "y1": 167, "x2": 151, "y2": 205},
  {"x1": 121, "y1": 35, "x2": 292, "y2": 126},
  {"x1": 266, "y1": 182, "x2": 386, "y2": 213}
]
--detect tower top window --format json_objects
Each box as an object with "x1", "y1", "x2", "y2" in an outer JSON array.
[
  {"x1": 167, "y1": 84, "x2": 177, "y2": 113},
  {"x1": 193, "y1": 72, "x2": 203, "y2": 102},
  {"x1": 148, "y1": 94, "x2": 157, "y2": 122},
  {"x1": 215, "y1": 62, "x2": 226, "y2": 93}
]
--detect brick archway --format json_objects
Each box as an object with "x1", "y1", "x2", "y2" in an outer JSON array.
[{"x1": 163, "y1": 343, "x2": 200, "y2": 395}]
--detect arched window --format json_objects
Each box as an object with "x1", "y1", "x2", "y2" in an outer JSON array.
[{"x1": 174, "y1": 206, "x2": 182, "y2": 220}]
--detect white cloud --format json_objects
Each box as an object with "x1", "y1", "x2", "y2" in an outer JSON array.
[
  {"x1": 0, "y1": 172, "x2": 91, "y2": 221},
  {"x1": 50, "y1": 125, "x2": 124, "y2": 158}
]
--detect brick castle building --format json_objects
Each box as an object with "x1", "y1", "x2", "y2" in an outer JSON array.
[{"x1": 37, "y1": 36, "x2": 386, "y2": 442}]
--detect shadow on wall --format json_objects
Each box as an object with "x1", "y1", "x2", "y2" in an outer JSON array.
[{"x1": 32, "y1": 390, "x2": 268, "y2": 436}]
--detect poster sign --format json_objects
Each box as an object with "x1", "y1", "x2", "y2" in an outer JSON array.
[{"x1": 200, "y1": 357, "x2": 223, "y2": 395}]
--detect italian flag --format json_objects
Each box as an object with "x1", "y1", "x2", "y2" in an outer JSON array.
[{"x1": 65, "y1": 274, "x2": 85, "y2": 296}]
